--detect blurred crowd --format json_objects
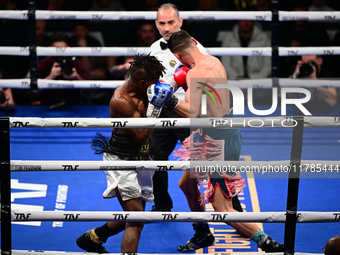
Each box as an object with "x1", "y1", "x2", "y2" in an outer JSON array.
[{"x1": 0, "y1": 0, "x2": 340, "y2": 109}]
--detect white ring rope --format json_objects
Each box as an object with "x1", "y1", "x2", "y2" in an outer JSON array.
[
  {"x1": 10, "y1": 251, "x2": 324, "y2": 255},
  {"x1": 279, "y1": 47, "x2": 340, "y2": 57},
  {"x1": 278, "y1": 78, "x2": 340, "y2": 88},
  {"x1": 279, "y1": 11, "x2": 340, "y2": 21},
  {"x1": 2, "y1": 10, "x2": 340, "y2": 21},
  {"x1": 2, "y1": 46, "x2": 340, "y2": 57},
  {"x1": 0, "y1": 10, "x2": 272, "y2": 21},
  {"x1": 8, "y1": 116, "x2": 340, "y2": 128},
  {"x1": 9, "y1": 160, "x2": 340, "y2": 172},
  {"x1": 2, "y1": 78, "x2": 340, "y2": 89},
  {"x1": 7, "y1": 210, "x2": 340, "y2": 223}
]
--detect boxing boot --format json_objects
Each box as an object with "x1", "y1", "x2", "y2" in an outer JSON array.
[
  {"x1": 177, "y1": 222, "x2": 215, "y2": 252},
  {"x1": 76, "y1": 229, "x2": 109, "y2": 253},
  {"x1": 258, "y1": 236, "x2": 284, "y2": 253}
]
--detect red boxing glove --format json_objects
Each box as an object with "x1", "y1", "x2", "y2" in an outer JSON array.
[{"x1": 173, "y1": 65, "x2": 190, "y2": 88}]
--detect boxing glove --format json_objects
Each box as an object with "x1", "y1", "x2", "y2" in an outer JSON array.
[
  {"x1": 159, "y1": 65, "x2": 190, "y2": 93},
  {"x1": 146, "y1": 81, "x2": 172, "y2": 118},
  {"x1": 173, "y1": 65, "x2": 190, "y2": 88}
]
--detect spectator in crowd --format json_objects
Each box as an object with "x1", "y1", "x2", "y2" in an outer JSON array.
[
  {"x1": 69, "y1": 20, "x2": 111, "y2": 104},
  {"x1": 308, "y1": 0, "x2": 338, "y2": 30},
  {"x1": 0, "y1": 0, "x2": 17, "y2": 45},
  {"x1": 185, "y1": 0, "x2": 230, "y2": 47},
  {"x1": 125, "y1": 0, "x2": 161, "y2": 11},
  {"x1": 63, "y1": 0, "x2": 93, "y2": 11},
  {"x1": 1, "y1": 16, "x2": 53, "y2": 105},
  {"x1": 279, "y1": 0, "x2": 330, "y2": 77},
  {"x1": 35, "y1": 19, "x2": 50, "y2": 65},
  {"x1": 37, "y1": 31, "x2": 91, "y2": 107},
  {"x1": 88, "y1": 0, "x2": 126, "y2": 49},
  {"x1": 37, "y1": 0, "x2": 68, "y2": 10},
  {"x1": 219, "y1": 0, "x2": 257, "y2": 11},
  {"x1": 0, "y1": 68, "x2": 15, "y2": 111},
  {"x1": 289, "y1": 54, "x2": 338, "y2": 112},
  {"x1": 135, "y1": 21, "x2": 158, "y2": 47},
  {"x1": 108, "y1": 56, "x2": 133, "y2": 80},
  {"x1": 220, "y1": 19, "x2": 272, "y2": 104},
  {"x1": 107, "y1": 21, "x2": 158, "y2": 80},
  {"x1": 221, "y1": 20, "x2": 271, "y2": 79},
  {"x1": 308, "y1": 0, "x2": 334, "y2": 11},
  {"x1": 89, "y1": 0, "x2": 124, "y2": 11},
  {"x1": 37, "y1": 0, "x2": 73, "y2": 32},
  {"x1": 36, "y1": 20, "x2": 50, "y2": 47},
  {"x1": 69, "y1": 20, "x2": 107, "y2": 80},
  {"x1": 279, "y1": 0, "x2": 330, "y2": 47},
  {"x1": 142, "y1": 0, "x2": 161, "y2": 11},
  {"x1": 257, "y1": 0, "x2": 271, "y2": 11},
  {"x1": 255, "y1": 0, "x2": 271, "y2": 31},
  {"x1": 0, "y1": 87, "x2": 14, "y2": 111},
  {"x1": 323, "y1": 235, "x2": 340, "y2": 255}
]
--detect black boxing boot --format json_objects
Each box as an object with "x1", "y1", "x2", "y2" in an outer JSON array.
[
  {"x1": 177, "y1": 222, "x2": 215, "y2": 252},
  {"x1": 76, "y1": 229, "x2": 109, "y2": 253},
  {"x1": 258, "y1": 236, "x2": 284, "y2": 253}
]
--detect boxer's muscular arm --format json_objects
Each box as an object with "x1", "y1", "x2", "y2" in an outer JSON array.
[
  {"x1": 172, "y1": 69, "x2": 203, "y2": 118},
  {"x1": 110, "y1": 96, "x2": 152, "y2": 144}
]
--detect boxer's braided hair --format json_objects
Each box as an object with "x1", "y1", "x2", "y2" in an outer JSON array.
[{"x1": 129, "y1": 53, "x2": 165, "y2": 81}]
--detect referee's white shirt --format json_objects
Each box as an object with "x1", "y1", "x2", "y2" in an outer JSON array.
[{"x1": 148, "y1": 37, "x2": 208, "y2": 97}]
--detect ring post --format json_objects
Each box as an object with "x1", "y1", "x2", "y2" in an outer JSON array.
[
  {"x1": 0, "y1": 117, "x2": 11, "y2": 255},
  {"x1": 271, "y1": 0, "x2": 279, "y2": 88},
  {"x1": 284, "y1": 116, "x2": 304, "y2": 255},
  {"x1": 27, "y1": 0, "x2": 38, "y2": 97}
]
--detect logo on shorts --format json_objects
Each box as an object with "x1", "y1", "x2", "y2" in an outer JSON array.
[{"x1": 169, "y1": 60, "x2": 176, "y2": 67}]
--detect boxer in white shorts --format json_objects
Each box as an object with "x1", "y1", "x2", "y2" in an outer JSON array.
[
  {"x1": 102, "y1": 133, "x2": 154, "y2": 202},
  {"x1": 76, "y1": 53, "x2": 171, "y2": 253}
]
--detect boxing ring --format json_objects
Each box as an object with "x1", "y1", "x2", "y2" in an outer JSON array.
[{"x1": 1, "y1": 3, "x2": 340, "y2": 255}]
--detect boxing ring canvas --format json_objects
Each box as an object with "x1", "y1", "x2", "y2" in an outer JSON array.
[{"x1": 2, "y1": 105, "x2": 340, "y2": 254}]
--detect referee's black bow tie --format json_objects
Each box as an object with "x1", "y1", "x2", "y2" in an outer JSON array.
[{"x1": 160, "y1": 41, "x2": 168, "y2": 50}]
